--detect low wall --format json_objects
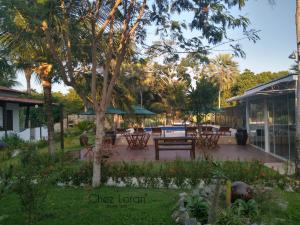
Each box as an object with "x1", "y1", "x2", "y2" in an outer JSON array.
[{"x1": 0, "y1": 127, "x2": 48, "y2": 142}]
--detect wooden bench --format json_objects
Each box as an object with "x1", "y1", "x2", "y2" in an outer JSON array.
[{"x1": 154, "y1": 137, "x2": 196, "y2": 160}]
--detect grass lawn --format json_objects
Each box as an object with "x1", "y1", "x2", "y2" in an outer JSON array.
[
  {"x1": 280, "y1": 192, "x2": 300, "y2": 225},
  {"x1": 0, "y1": 186, "x2": 180, "y2": 225},
  {"x1": 1, "y1": 186, "x2": 300, "y2": 225}
]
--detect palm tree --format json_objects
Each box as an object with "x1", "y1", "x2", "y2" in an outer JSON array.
[
  {"x1": 23, "y1": 67, "x2": 33, "y2": 94},
  {"x1": 0, "y1": 8, "x2": 56, "y2": 157},
  {"x1": 0, "y1": 57, "x2": 19, "y2": 87},
  {"x1": 295, "y1": 0, "x2": 300, "y2": 174},
  {"x1": 34, "y1": 63, "x2": 55, "y2": 156},
  {"x1": 202, "y1": 54, "x2": 239, "y2": 108}
]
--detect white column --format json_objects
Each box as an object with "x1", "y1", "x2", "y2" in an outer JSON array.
[
  {"x1": 264, "y1": 98, "x2": 270, "y2": 153},
  {"x1": 245, "y1": 100, "x2": 250, "y2": 133}
]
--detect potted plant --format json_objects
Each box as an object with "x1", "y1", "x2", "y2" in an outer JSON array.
[
  {"x1": 105, "y1": 130, "x2": 117, "y2": 145},
  {"x1": 235, "y1": 129, "x2": 248, "y2": 145}
]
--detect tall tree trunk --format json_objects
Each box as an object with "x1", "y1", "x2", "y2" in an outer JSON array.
[
  {"x1": 218, "y1": 90, "x2": 221, "y2": 109},
  {"x1": 92, "y1": 108, "x2": 106, "y2": 187},
  {"x1": 295, "y1": 0, "x2": 300, "y2": 174},
  {"x1": 24, "y1": 68, "x2": 32, "y2": 95},
  {"x1": 42, "y1": 79, "x2": 55, "y2": 157}
]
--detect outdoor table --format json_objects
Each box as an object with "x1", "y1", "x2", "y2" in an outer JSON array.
[{"x1": 124, "y1": 132, "x2": 150, "y2": 149}]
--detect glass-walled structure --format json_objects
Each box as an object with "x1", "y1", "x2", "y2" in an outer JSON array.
[
  {"x1": 227, "y1": 74, "x2": 297, "y2": 161},
  {"x1": 249, "y1": 101, "x2": 265, "y2": 150},
  {"x1": 267, "y1": 94, "x2": 295, "y2": 160},
  {"x1": 215, "y1": 105, "x2": 246, "y2": 129}
]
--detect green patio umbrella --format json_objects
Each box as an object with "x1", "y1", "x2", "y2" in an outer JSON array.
[
  {"x1": 131, "y1": 105, "x2": 156, "y2": 115},
  {"x1": 79, "y1": 107, "x2": 95, "y2": 115},
  {"x1": 106, "y1": 106, "x2": 126, "y2": 115},
  {"x1": 79, "y1": 106, "x2": 126, "y2": 115}
]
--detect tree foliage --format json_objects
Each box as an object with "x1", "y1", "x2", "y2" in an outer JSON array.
[
  {"x1": 0, "y1": 0, "x2": 260, "y2": 186},
  {"x1": 0, "y1": 57, "x2": 18, "y2": 87},
  {"x1": 231, "y1": 69, "x2": 289, "y2": 97},
  {"x1": 188, "y1": 78, "x2": 218, "y2": 124}
]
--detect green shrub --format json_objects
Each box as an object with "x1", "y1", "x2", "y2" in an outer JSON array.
[
  {"x1": 45, "y1": 160, "x2": 289, "y2": 189},
  {"x1": 232, "y1": 199, "x2": 259, "y2": 221},
  {"x1": 187, "y1": 195, "x2": 208, "y2": 224},
  {"x1": 14, "y1": 147, "x2": 47, "y2": 225},
  {"x1": 0, "y1": 165, "x2": 13, "y2": 199},
  {"x1": 216, "y1": 209, "x2": 246, "y2": 225},
  {"x1": 1, "y1": 133, "x2": 26, "y2": 150},
  {"x1": 76, "y1": 120, "x2": 95, "y2": 132},
  {"x1": 35, "y1": 139, "x2": 48, "y2": 149},
  {"x1": 101, "y1": 160, "x2": 287, "y2": 189},
  {"x1": 55, "y1": 162, "x2": 93, "y2": 185}
]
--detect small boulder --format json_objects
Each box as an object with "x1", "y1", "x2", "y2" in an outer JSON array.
[{"x1": 231, "y1": 181, "x2": 252, "y2": 202}]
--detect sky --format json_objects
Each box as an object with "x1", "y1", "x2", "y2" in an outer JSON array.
[{"x1": 15, "y1": 0, "x2": 296, "y2": 94}]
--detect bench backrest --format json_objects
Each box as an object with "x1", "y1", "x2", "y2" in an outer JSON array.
[{"x1": 154, "y1": 137, "x2": 196, "y2": 151}]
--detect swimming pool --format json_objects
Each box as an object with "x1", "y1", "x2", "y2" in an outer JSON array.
[{"x1": 144, "y1": 126, "x2": 186, "y2": 132}]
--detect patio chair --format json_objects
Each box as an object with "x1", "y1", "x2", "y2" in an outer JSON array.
[
  {"x1": 116, "y1": 128, "x2": 127, "y2": 135},
  {"x1": 201, "y1": 126, "x2": 213, "y2": 133},
  {"x1": 196, "y1": 133, "x2": 207, "y2": 148},
  {"x1": 208, "y1": 133, "x2": 221, "y2": 149},
  {"x1": 219, "y1": 126, "x2": 231, "y2": 136},
  {"x1": 152, "y1": 127, "x2": 162, "y2": 136},
  {"x1": 124, "y1": 132, "x2": 150, "y2": 149},
  {"x1": 124, "y1": 133, "x2": 135, "y2": 149},
  {"x1": 185, "y1": 127, "x2": 197, "y2": 137},
  {"x1": 140, "y1": 133, "x2": 151, "y2": 148},
  {"x1": 134, "y1": 127, "x2": 145, "y2": 133}
]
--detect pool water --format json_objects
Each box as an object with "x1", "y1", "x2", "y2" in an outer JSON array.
[{"x1": 144, "y1": 126, "x2": 186, "y2": 132}]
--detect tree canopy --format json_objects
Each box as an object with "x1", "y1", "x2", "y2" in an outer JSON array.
[
  {"x1": 0, "y1": 57, "x2": 18, "y2": 87},
  {"x1": 188, "y1": 77, "x2": 218, "y2": 124}
]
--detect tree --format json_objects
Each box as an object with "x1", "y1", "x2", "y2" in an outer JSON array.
[
  {"x1": 0, "y1": 2, "x2": 58, "y2": 156},
  {"x1": 0, "y1": 0, "x2": 257, "y2": 187},
  {"x1": 0, "y1": 57, "x2": 18, "y2": 87},
  {"x1": 188, "y1": 78, "x2": 218, "y2": 124},
  {"x1": 231, "y1": 69, "x2": 289, "y2": 97},
  {"x1": 295, "y1": 0, "x2": 300, "y2": 174},
  {"x1": 202, "y1": 54, "x2": 239, "y2": 108},
  {"x1": 34, "y1": 63, "x2": 56, "y2": 156}
]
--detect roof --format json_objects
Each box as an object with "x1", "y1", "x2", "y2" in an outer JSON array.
[
  {"x1": 0, "y1": 86, "x2": 23, "y2": 94},
  {"x1": 0, "y1": 96, "x2": 44, "y2": 106},
  {"x1": 227, "y1": 74, "x2": 297, "y2": 102}
]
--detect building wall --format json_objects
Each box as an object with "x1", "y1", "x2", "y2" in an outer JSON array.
[
  {"x1": 0, "y1": 103, "x2": 20, "y2": 132},
  {"x1": 0, "y1": 107, "x2": 2, "y2": 127}
]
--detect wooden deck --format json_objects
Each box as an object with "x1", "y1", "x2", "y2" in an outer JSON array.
[{"x1": 106, "y1": 143, "x2": 281, "y2": 163}]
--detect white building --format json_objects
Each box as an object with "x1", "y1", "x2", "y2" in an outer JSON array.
[{"x1": 0, "y1": 86, "x2": 47, "y2": 141}]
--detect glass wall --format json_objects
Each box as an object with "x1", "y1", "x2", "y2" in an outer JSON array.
[
  {"x1": 215, "y1": 105, "x2": 246, "y2": 128},
  {"x1": 249, "y1": 101, "x2": 265, "y2": 150},
  {"x1": 220, "y1": 89, "x2": 297, "y2": 161},
  {"x1": 268, "y1": 93, "x2": 296, "y2": 160},
  {"x1": 248, "y1": 93, "x2": 296, "y2": 161}
]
